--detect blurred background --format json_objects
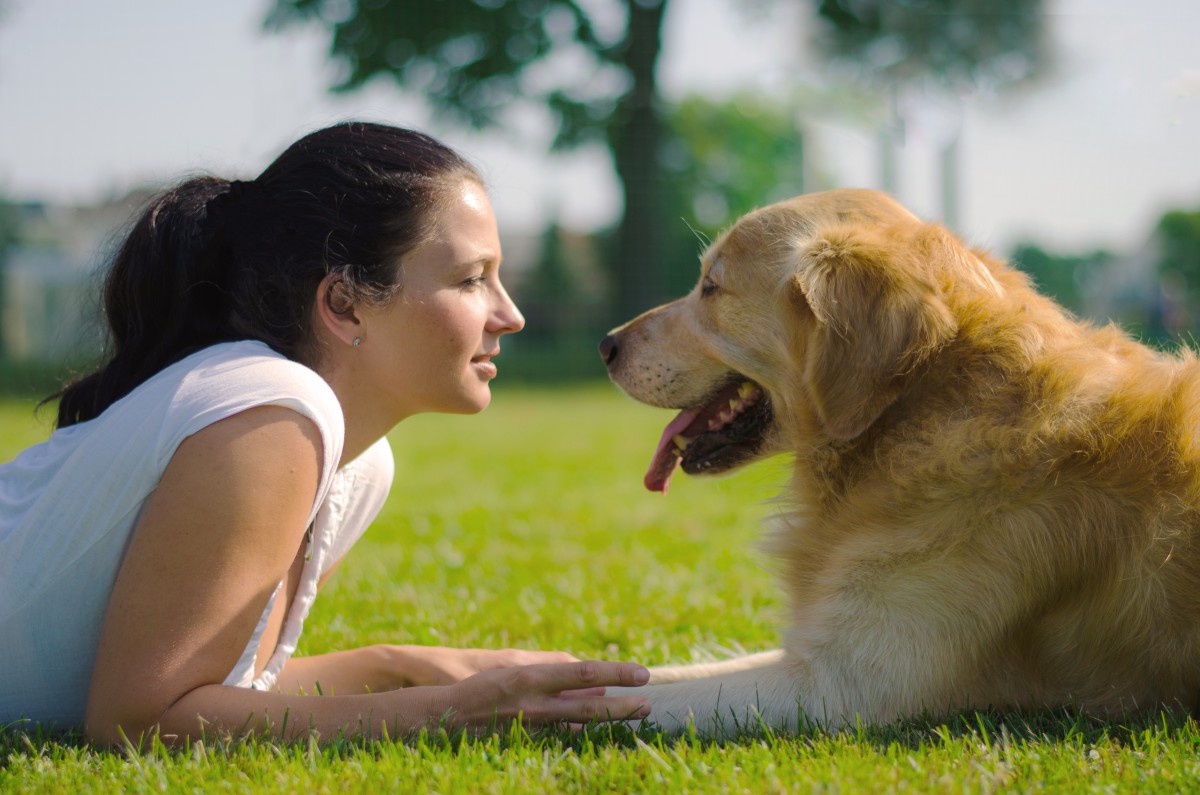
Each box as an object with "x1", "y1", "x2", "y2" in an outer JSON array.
[{"x1": 0, "y1": 0, "x2": 1197, "y2": 394}]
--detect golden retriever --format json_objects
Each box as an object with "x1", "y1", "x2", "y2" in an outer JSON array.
[{"x1": 601, "y1": 188, "x2": 1200, "y2": 734}]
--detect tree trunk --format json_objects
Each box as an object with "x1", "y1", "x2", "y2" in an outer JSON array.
[{"x1": 607, "y1": 0, "x2": 669, "y2": 326}]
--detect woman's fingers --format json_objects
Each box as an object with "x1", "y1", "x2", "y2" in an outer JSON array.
[
  {"x1": 516, "y1": 661, "x2": 651, "y2": 724},
  {"x1": 452, "y1": 660, "x2": 652, "y2": 727},
  {"x1": 531, "y1": 660, "x2": 650, "y2": 693}
]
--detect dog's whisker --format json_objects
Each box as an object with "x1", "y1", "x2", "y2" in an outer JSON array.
[{"x1": 682, "y1": 217, "x2": 712, "y2": 252}]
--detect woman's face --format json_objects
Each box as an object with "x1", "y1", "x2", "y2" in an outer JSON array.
[{"x1": 355, "y1": 179, "x2": 524, "y2": 419}]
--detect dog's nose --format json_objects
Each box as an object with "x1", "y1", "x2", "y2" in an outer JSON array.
[{"x1": 599, "y1": 333, "x2": 619, "y2": 367}]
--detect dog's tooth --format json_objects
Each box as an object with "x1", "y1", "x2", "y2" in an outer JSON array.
[
  {"x1": 729, "y1": 399, "x2": 739, "y2": 411},
  {"x1": 738, "y1": 384, "x2": 761, "y2": 407},
  {"x1": 673, "y1": 434, "x2": 691, "y2": 450}
]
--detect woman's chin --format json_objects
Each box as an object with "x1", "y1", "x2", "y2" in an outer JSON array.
[{"x1": 449, "y1": 385, "x2": 492, "y2": 414}]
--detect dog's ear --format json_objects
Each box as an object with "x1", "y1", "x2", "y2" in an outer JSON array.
[{"x1": 792, "y1": 224, "x2": 957, "y2": 440}]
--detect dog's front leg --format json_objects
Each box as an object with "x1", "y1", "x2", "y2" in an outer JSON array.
[{"x1": 612, "y1": 658, "x2": 805, "y2": 736}]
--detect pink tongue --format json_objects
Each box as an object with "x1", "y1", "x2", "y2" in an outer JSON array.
[{"x1": 644, "y1": 405, "x2": 706, "y2": 494}]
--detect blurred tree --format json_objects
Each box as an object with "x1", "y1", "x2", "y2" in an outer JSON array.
[
  {"x1": 811, "y1": 0, "x2": 1048, "y2": 227},
  {"x1": 813, "y1": 0, "x2": 1045, "y2": 89},
  {"x1": 518, "y1": 220, "x2": 583, "y2": 339},
  {"x1": 1009, "y1": 242, "x2": 1112, "y2": 316},
  {"x1": 1156, "y1": 209, "x2": 1200, "y2": 291},
  {"x1": 0, "y1": 196, "x2": 20, "y2": 359},
  {"x1": 1152, "y1": 208, "x2": 1200, "y2": 340},
  {"x1": 266, "y1": 0, "x2": 671, "y2": 324},
  {"x1": 659, "y1": 92, "x2": 809, "y2": 296},
  {"x1": 667, "y1": 94, "x2": 807, "y2": 231}
]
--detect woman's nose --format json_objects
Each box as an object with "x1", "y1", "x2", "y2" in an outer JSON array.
[{"x1": 492, "y1": 286, "x2": 525, "y2": 334}]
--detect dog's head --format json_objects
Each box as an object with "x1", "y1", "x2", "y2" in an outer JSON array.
[{"x1": 602, "y1": 188, "x2": 1002, "y2": 493}]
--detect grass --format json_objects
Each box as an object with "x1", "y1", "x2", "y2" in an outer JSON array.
[{"x1": 3, "y1": 384, "x2": 1200, "y2": 792}]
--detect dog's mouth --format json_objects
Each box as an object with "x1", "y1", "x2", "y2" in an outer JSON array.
[{"x1": 644, "y1": 377, "x2": 773, "y2": 493}]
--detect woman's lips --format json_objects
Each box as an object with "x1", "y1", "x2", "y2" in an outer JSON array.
[{"x1": 472, "y1": 351, "x2": 499, "y2": 378}]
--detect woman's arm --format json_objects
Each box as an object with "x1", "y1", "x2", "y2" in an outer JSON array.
[
  {"x1": 84, "y1": 407, "x2": 649, "y2": 744},
  {"x1": 274, "y1": 645, "x2": 587, "y2": 694},
  {"x1": 85, "y1": 406, "x2": 322, "y2": 744},
  {"x1": 153, "y1": 659, "x2": 648, "y2": 741}
]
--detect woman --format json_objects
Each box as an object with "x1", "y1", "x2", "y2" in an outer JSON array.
[{"x1": 0, "y1": 122, "x2": 651, "y2": 743}]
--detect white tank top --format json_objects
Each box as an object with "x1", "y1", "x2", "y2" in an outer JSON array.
[{"x1": 0, "y1": 340, "x2": 393, "y2": 727}]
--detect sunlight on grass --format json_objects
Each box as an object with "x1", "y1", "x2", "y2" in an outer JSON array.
[
  {"x1": 0, "y1": 399, "x2": 56, "y2": 454},
  {"x1": 4, "y1": 387, "x2": 1200, "y2": 792}
]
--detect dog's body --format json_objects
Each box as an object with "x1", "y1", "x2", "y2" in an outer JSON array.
[{"x1": 602, "y1": 189, "x2": 1200, "y2": 733}]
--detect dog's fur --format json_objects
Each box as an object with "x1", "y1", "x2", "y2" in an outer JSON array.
[{"x1": 603, "y1": 188, "x2": 1200, "y2": 733}]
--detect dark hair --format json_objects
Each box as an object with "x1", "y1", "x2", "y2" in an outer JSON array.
[{"x1": 52, "y1": 122, "x2": 481, "y2": 428}]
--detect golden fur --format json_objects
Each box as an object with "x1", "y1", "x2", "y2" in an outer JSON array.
[{"x1": 604, "y1": 188, "x2": 1200, "y2": 732}]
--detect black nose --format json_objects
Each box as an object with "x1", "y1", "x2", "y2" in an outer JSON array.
[{"x1": 599, "y1": 333, "x2": 619, "y2": 366}]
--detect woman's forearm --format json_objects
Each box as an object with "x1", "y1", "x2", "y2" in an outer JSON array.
[
  {"x1": 274, "y1": 645, "x2": 411, "y2": 695},
  {"x1": 88, "y1": 659, "x2": 653, "y2": 745},
  {"x1": 149, "y1": 681, "x2": 448, "y2": 743},
  {"x1": 275, "y1": 645, "x2": 576, "y2": 695}
]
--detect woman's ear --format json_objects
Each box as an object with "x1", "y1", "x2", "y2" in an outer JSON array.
[
  {"x1": 792, "y1": 224, "x2": 957, "y2": 440},
  {"x1": 313, "y1": 273, "x2": 362, "y2": 348}
]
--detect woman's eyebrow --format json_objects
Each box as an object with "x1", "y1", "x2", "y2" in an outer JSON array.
[{"x1": 458, "y1": 253, "x2": 502, "y2": 269}]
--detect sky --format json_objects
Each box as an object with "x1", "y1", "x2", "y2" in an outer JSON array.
[{"x1": 0, "y1": 0, "x2": 1197, "y2": 257}]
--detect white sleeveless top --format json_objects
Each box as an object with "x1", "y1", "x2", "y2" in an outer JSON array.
[{"x1": 0, "y1": 341, "x2": 393, "y2": 728}]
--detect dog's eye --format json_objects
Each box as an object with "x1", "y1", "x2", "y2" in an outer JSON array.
[{"x1": 701, "y1": 277, "x2": 720, "y2": 298}]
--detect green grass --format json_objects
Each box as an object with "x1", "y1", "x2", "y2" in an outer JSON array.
[{"x1": 3, "y1": 385, "x2": 1200, "y2": 792}]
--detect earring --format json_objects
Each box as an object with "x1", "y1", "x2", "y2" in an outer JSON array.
[{"x1": 352, "y1": 337, "x2": 362, "y2": 349}]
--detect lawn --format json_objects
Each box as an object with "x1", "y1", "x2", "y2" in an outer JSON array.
[{"x1": 3, "y1": 385, "x2": 1199, "y2": 792}]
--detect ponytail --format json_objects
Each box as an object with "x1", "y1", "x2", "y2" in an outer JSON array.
[{"x1": 54, "y1": 178, "x2": 235, "y2": 427}]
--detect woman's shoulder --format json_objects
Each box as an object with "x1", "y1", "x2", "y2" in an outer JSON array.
[
  {"x1": 159, "y1": 341, "x2": 341, "y2": 431},
  {"x1": 171, "y1": 340, "x2": 335, "y2": 402},
  {"x1": 161, "y1": 340, "x2": 345, "y2": 467}
]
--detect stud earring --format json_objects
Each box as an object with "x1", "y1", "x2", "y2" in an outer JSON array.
[{"x1": 352, "y1": 337, "x2": 362, "y2": 348}]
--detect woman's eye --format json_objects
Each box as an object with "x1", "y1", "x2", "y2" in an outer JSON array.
[
  {"x1": 461, "y1": 274, "x2": 486, "y2": 289},
  {"x1": 700, "y1": 278, "x2": 719, "y2": 297}
]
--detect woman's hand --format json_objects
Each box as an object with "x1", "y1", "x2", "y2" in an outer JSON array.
[
  {"x1": 388, "y1": 645, "x2": 586, "y2": 687},
  {"x1": 435, "y1": 660, "x2": 651, "y2": 730}
]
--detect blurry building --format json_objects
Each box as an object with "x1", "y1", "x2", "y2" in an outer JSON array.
[{"x1": 1, "y1": 191, "x2": 155, "y2": 363}]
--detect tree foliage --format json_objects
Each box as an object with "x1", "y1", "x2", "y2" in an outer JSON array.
[
  {"x1": 657, "y1": 93, "x2": 808, "y2": 297},
  {"x1": 1009, "y1": 242, "x2": 1112, "y2": 316},
  {"x1": 518, "y1": 221, "x2": 585, "y2": 339},
  {"x1": 0, "y1": 196, "x2": 19, "y2": 358},
  {"x1": 1148, "y1": 208, "x2": 1200, "y2": 340},
  {"x1": 1156, "y1": 209, "x2": 1200, "y2": 290},
  {"x1": 267, "y1": 0, "x2": 627, "y2": 147},
  {"x1": 665, "y1": 94, "x2": 807, "y2": 233},
  {"x1": 812, "y1": 0, "x2": 1047, "y2": 91}
]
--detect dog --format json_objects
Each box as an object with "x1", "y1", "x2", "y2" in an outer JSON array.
[{"x1": 600, "y1": 188, "x2": 1200, "y2": 734}]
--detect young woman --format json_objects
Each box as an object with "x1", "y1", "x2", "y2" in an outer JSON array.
[{"x1": 0, "y1": 122, "x2": 651, "y2": 743}]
